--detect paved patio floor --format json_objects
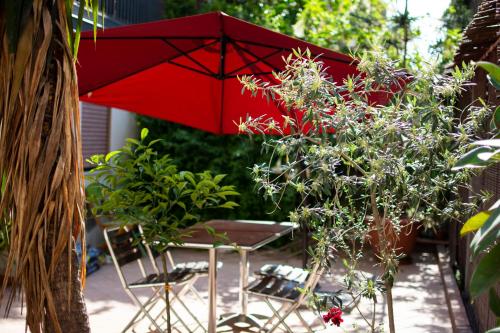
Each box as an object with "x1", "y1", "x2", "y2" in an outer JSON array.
[{"x1": 0, "y1": 244, "x2": 452, "y2": 332}]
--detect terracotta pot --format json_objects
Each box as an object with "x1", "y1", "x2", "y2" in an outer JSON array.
[{"x1": 367, "y1": 217, "x2": 418, "y2": 257}]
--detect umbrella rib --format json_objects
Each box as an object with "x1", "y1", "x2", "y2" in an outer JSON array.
[
  {"x1": 79, "y1": 40, "x2": 218, "y2": 95},
  {"x1": 231, "y1": 41, "x2": 282, "y2": 73},
  {"x1": 167, "y1": 61, "x2": 216, "y2": 78},
  {"x1": 231, "y1": 38, "x2": 353, "y2": 65},
  {"x1": 225, "y1": 48, "x2": 282, "y2": 76},
  {"x1": 162, "y1": 38, "x2": 217, "y2": 76},
  {"x1": 226, "y1": 72, "x2": 274, "y2": 78},
  {"x1": 80, "y1": 36, "x2": 353, "y2": 64},
  {"x1": 80, "y1": 36, "x2": 217, "y2": 40}
]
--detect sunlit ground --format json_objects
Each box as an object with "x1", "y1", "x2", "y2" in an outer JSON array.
[{"x1": 0, "y1": 244, "x2": 452, "y2": 332}]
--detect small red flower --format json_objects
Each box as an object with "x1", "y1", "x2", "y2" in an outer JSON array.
[{"x1": 323, "y1": 306, "x2": 343, "y2": 327}]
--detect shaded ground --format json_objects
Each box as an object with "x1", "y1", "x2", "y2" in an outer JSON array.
[{"x1": 0, "y1": 244, "x2": 451, "y2": 332}]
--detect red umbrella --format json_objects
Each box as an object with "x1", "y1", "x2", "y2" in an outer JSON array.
[{"x1": 77, "y1": 11, "x2": 361, "y2": 134}]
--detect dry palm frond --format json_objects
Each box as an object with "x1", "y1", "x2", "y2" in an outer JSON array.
[{"x1": 0, "y1": 1, "x2": 88, "y2": 332}]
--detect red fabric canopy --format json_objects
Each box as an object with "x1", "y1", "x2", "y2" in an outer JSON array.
[{"x1": 77, "y1": 11, "x2": 364, "y2": 134}]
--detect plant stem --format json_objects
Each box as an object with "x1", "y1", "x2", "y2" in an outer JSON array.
[
  {"x1": 386, "y1": 281, "x2": 396, "y2": 333},
  {"x1": 402, "y1": 0, "x2": 409, "y2": 68},
  {"x1": 370, "y1": 188, "x2": 395, "y2": 333},
  {"x1": 160, "y1": 252, "x2": 172, "y2": 333},
  {"x1": 371, "y1": 295, "x2": 376, "y2": 332}
]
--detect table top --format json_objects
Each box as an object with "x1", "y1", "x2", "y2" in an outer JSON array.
[{"x1": 175, "y1": 219, "x2": 296, "y2": 251}]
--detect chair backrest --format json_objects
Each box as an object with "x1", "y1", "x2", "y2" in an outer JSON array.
[{"x1": 103, "y1": 225, "x2": 159, "y2": 289}]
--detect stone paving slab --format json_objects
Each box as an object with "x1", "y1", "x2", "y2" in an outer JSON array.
[{"x1": 0, "y1": 244, "x2": 452, "y2": 332}]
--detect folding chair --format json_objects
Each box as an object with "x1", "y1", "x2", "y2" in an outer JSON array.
[
  {"x1": 162, "y1": 249, "x2": 223, "y2": 307},
  {"x1": 104, "y1": 225, "x2": 208, "y2": 333},
  {"x1": 245, "y1": 264, "x2": 355, "y2": 333}
]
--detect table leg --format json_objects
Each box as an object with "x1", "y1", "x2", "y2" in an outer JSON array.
[
  {"x1": 239, "y1": 249, "x2": 249, "y2": 315},
  {"x1": 208, "y1": 248, "x2": 217, "y2": 333}
]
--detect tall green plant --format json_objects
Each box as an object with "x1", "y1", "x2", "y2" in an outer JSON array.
[
  {"x1": 0, "y1": 1, "x2": 102, "y2": 332},
  {"x1": 86, "y1": 128, "x2": 238, "y2": 332},
  {"x1": 238, "y1": 49, "x2": 490, "y2": 332},
  {"x1": 454, "y1": 61, "x2": 500, "y2": 332}
]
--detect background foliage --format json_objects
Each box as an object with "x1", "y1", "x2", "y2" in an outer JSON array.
[
  {"x1": 135, "y1": 119, "x2": 293, "y2": 221},
  {"x1": 139, "y1": 0, "x2": 420, "y2": 221},
  {"x1": 136, "y1": 0, "x2": 475, "y2": 222},
  {"x1": 86, "y1": 128, "x2": 239, "y2": 250},
  {"x1": 432, "y1": 0, "x2": 473, "y2": 68}
]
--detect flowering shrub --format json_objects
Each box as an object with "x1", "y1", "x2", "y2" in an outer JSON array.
[{"x1": 239, "y1": 49, "x2": 491, "y2": 332}]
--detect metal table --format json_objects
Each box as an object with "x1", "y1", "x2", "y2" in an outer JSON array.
[{"x1": 175, "y1": 219, "x2": 295, "y2": 333}]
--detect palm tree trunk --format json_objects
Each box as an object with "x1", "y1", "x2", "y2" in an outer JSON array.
[
  {"x1": 46, "y1": 240, "x2": 90, "y2": 333},
  {"x1": 0, "y1": 1, "x2": 90, "y2": 332}
]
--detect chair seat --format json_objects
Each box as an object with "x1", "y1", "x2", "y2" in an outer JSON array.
[
  {"x1": 247, "y1": 264, "x2": 322, "y2": 301},
  {"x1": 246, "y1": 276, "x2": 316, "y2": 302},
  {"x1": 173, "y1": 261, "x2": 223, "y2": 274},
  {"x1": 129, "y1": 270, "x2": 194, "y2": 288},
  {"x1": 255, "y1": 264, "x2": 309, "y2": 283}
]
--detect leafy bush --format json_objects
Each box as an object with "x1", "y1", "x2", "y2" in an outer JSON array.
[
  {"x1": 239, "y1": 49, "x2": 491, "y2": 332},
  {"x1": 137, "y1": 117, "x2": 296, "y2": 222},
  {"x1": 86, "y1": 128, "x2": 239, "y2": 250},
  {"x1": 86, "y1": 128, "x2": 239, "y2": 333},
  {"x1": 455, "y1": 61, "x2": 500, "y2": 332}
]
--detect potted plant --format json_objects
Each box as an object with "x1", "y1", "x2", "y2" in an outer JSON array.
[
  {"x1": 85, "y1": 128, "x2": 238, "y2": 333},
  {"x1": 366, "y1": 215, "x2": 418, "y2": 257},
  {"x1": 238, "y1": 49, "x2": 490, "y2": 332}
]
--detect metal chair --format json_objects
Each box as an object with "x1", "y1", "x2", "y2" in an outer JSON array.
[
  {"x1": 103, "y1": 225, "x2": 208, "y2": 333},
  {"x1": 245, "y1": 264, "x2": 354, "y2": 333},
  {"x1": 162, "y1": 249, "x2": 223, "y2": 307}
]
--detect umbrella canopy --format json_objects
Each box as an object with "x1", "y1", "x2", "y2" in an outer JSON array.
[{"x1": 77, "y1": 11, "x2": 360, "y2": 134}]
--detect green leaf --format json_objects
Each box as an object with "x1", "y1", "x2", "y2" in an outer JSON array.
[
  {"x1": 488, "y1": 75, "x2": 500, "y2": 90},
  {"x1": 477, "y1": 62, "x2": 500, "y2": 84},
  {"x1": 470, "y1": 243, "x2": 500, "y2": 298},
  {"x1": 490, "y1": 199, "x2": 500, "y2": 212},
  {"x1": 205, "y1": 226, "x2": 216, "y2": 236},
  {"x1": 486, "y1": 328, "x2": 500, "y2": 333},
  {"x1": 183, "y1": 213, "x2": 197, "y2": 221},
  {"x1": 65, "y1": 0, "x2": 74, "y2": 53},
  {"x1": 212, "y1": 240, "x2": 225, "y2": 248},
  {"x1": 214, "y1": 174, "x2": 226, "y2": 184},
  {"x1": 477, "y1": 150, "x2": 500, "y2": 163},
  {"x1": 176, "y1": 201, "x2": 186, "y2": 210},
  {"x1": 453, "y1": 146, "x2": 494, "y2": 170},
  {"x1": 148, "y1": 139, "x2": 162, "y2": 147},
  {"x1": 126, "y1": 138, "x2": 140, "y2": 145},
  {"x1": 460, "y1": 211, "x2": 491, "y2": 237},
  {"x1": 216, "y1": 190, "x2": 240, "y2": 197},
  {"x1": 472, "y1": 139, "x2": 500, "y2": 148},
  {"x1": 105, "y1": 150, "x2": 120, "y2": 162},
  {"x1": 141, "y1": 128, "x2": 149, "y2": 140},
  {"x1": 492, "y1": 106, "x2": 500, "y2": 131},
  {"x1": 219, "y1": 201, "x2": 239, "y2": 209},
  {"x1": 489, "y1": 288, "x2": 500, "y2": 317},
  {"x1": 92, "y1": 0, "x2": 99, "y2": 42},
  {"x1": 470, "y1": 207, "x2": 500, "y2": 256},
  {"x1": 72, "y1": 0, "x2": 86, "y2": 59}
]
